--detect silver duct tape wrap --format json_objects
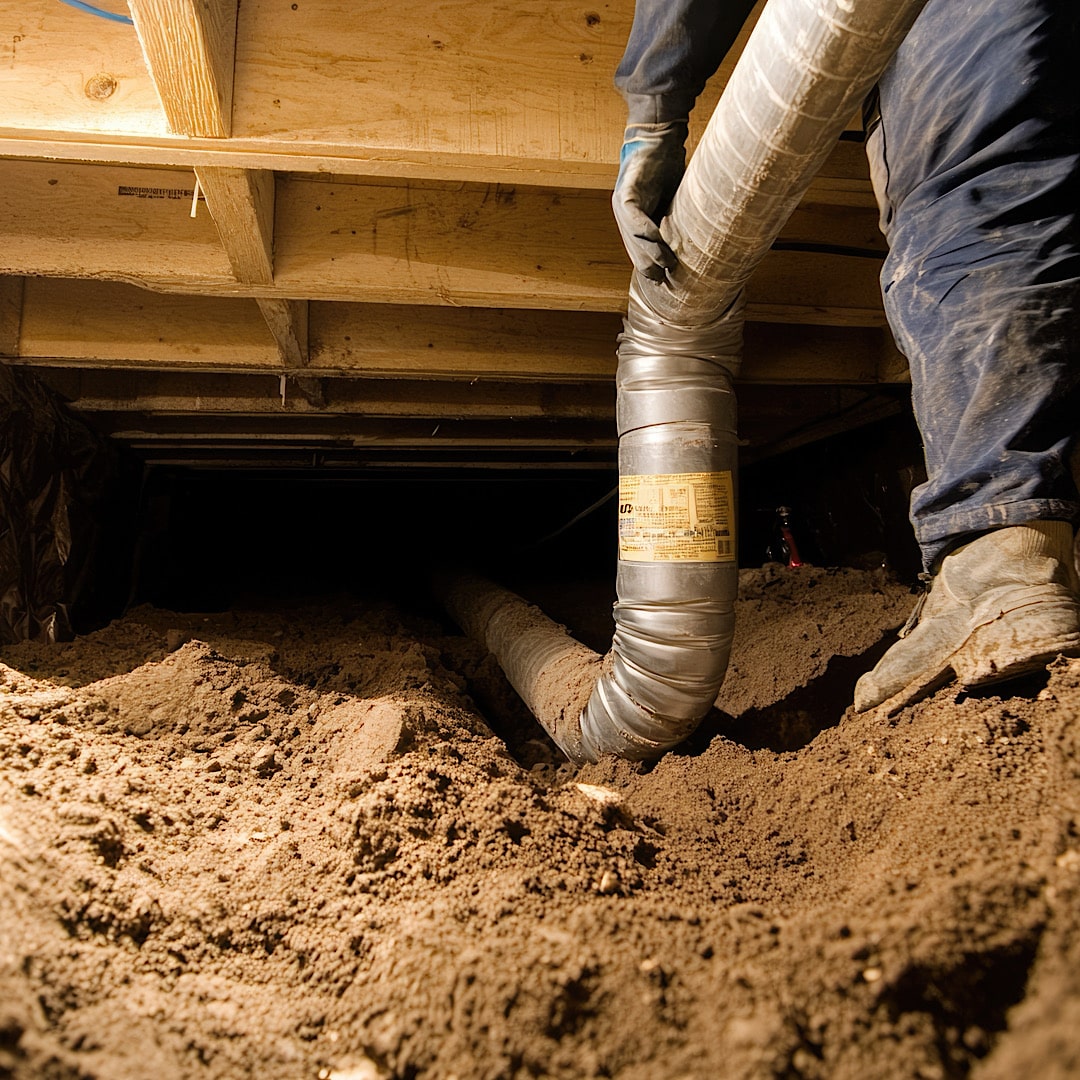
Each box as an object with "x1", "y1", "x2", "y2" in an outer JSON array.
[
  {"x1": 619, "y1": 276, "x2": 747, "y2": 380},
  {"x1": 576, "y1": 294, "x2": 741, "y2": 762}
]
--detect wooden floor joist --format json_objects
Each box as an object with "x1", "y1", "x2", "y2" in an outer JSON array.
[
  {"x1": 34, "y1": 369, "x2": 618, "y2": 421},
  {"x1": 0, "y1": 161, "x2": 885, "y2": 322},
  {"x1": 39, "y1": 377, "x2": 905, "y2": 469},
  {"x1": 129, "y1": 0, "x2": 239, "y2": 139},
  {"x1": 1, "y1": 0, "x2": 766, "y2": 184},
  {"x1": 10, "y1": 279, "x2": 903, "y2": 384},
  {"x1": 0, "y1": 0, "x2": 902, "y2": 469},
  {"x1": 99, "y1": 417, "x2": 617, "y2": 451}
]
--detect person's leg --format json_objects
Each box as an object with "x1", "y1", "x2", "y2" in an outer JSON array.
[{"x1": 856, "y1": 0, "x2": 1080, "y2": 712}]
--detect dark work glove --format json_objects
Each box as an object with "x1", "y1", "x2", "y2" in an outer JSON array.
[{"x1": 612, "y1": 119, "x2": 688, "y2": 281}]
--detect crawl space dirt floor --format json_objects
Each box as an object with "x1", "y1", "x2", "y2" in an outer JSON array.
[{"x1": 2, "y1": 565, "x2": 1080, "y2": 1079}]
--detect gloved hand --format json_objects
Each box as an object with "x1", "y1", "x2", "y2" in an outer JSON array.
[{"x1": 612, "y1": 120, "x2": 689, "y2": 281}]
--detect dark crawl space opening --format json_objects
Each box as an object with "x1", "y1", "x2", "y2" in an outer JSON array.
[
  {"x1": 2, "y1": 363, "x2": 926, "y2": 643},
  {"x1": 127, "y1": 413, "x2": 924, "y2": 623}
]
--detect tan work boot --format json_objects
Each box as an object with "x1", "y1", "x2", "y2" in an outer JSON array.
[{"x1": 854, "y1": 521, "x2": 1080, "y2": 714}]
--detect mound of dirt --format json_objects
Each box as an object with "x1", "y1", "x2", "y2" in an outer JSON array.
[{"x1": 1, "y1": 567, "x2": 1079, "y2": 1079}]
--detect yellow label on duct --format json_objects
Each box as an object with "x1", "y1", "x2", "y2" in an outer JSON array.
[{"x1": 618, "y1": 471, "x2": 735, "y2": 563}]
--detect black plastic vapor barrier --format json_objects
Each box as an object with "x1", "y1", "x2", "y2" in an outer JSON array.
[{"x1": 0, "y1": 365, "x2": 136, "y2": 643}]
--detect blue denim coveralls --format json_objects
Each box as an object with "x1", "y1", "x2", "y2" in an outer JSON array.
[{"x1": 617, "y1": 0, "x2": 1080, "y2": 571}]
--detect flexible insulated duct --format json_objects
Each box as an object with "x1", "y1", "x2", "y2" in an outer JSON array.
[{"x1": 446, "y1": 0, "x2": 928, "y2": 763}]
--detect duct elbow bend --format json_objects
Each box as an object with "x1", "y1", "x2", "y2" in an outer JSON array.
[
  {"x1": 572, "y1": 287, "x2": 741, "y2": 764},
  {"x1": 578, "y1": 588, "x2": 736, "y2": 762},
  {"x1": 565, "y1": 0, "x2": 932, "y2": 763}
]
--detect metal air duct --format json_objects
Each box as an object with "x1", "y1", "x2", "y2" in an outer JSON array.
[{"x1": 448, "y1": 0, "x2": 928, "y2": 762}]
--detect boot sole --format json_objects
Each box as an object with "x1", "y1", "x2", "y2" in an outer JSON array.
[{"x1": 873, "y1": 599, "x2": 1080, "y2": 717}]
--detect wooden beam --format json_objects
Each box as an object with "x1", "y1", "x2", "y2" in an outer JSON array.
[
  {"x1": 743, "y1": 324, "x2": 887, "y2": 384},
  {"x1": 128, "y1": 0, "x2": 239, "y2": 137},
  {"x1": 227, "y1": 0, "x2": 762, "y2": 175},
  {"x1": 0, "y1": 161, "x2": 885, "y2": 323},
  {"x1": 0, "y1": 160, "x2": 232, "y2": 285},
  {"x1": 127, "y1": 453, "x2": 614, "y2": 470},
  {"x1": 95, "y1": 415, "x2": 616, "y2": 448},
  {"x1": 16, "y1": 279, "x2": 622, "y2": 378},
  {"x1": 269, "y1": 175, "x2": 884, "y2": 320},
  {"x1": 231, "y1": 0, "x2": 730, "y2": 165},
  {"x1": 35, "y1": 370, "x2": 616, "y2": 421},
  {"x1": 0, "y1": 127, "x2": 872, "y2": 199},
  {"x1": 195, "y1": 167, "x2": 275, "y2": 283},
  {"x1": 19, "y1": 279, "x2": 276, "y2": 368},
  {"x1": 313, "y1": 304, "x2": 894, "y2": 381},
  {"x1": 0, "y1": 277, "x2": 23, "y2": 357},
  {"x1": 16, "y1": 280, "x2": 900, "y2": 384},
  {"x1": 0, "y1": 2, "x2": 872, "y2": 196},
  {"x1": 42, "y1": 372, "x2": 910, "y2": 462},
  {"x1": 40, "y1": 368, "x2": 914, "y2": 469},
  {"x1": 310, "y1": 301, "x2": 621, "y2": 381},
  {"x1": 257, "y1": 298, "x2": 308, "y2": 366}
]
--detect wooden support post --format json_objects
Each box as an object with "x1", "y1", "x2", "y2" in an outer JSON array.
[
  {"x1": 128, "y1": 0, "x2": 239, "y2": 137},
  {"x1": 258, "y1": 298, "x2": 308, "y2": 368},
  {"x1": 195, "y1": 166, "x2": 276, "y2": 285},
  {"x1": 0, "y1": 276, "x2": 23, "y2": 357}
]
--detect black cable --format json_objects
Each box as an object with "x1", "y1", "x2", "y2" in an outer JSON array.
[{"x1": 527, "y1": 486, "x2": 618, "y2": 550}]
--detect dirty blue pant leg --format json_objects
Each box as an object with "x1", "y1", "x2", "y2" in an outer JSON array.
[{"x1": 866, "y1": 0, "x2": 1080, "y2": 572}]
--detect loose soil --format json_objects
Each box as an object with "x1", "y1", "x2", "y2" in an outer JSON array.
[{"x1": 2, "y1": 565, "x2": 1079, "y2": 1079}]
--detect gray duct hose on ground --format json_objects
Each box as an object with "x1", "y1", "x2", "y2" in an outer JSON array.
[{"x1": 445, "y1": 0, "x2": 928, "y2": 763}]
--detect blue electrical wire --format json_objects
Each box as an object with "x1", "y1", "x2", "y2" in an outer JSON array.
[{"x1": 57, "y1": 0, "x2": 134, "y2": 25}]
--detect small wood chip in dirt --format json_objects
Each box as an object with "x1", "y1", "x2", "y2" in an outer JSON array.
[{"x1": 574, "y1": 783, "x2": 622, "y2": 806}]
